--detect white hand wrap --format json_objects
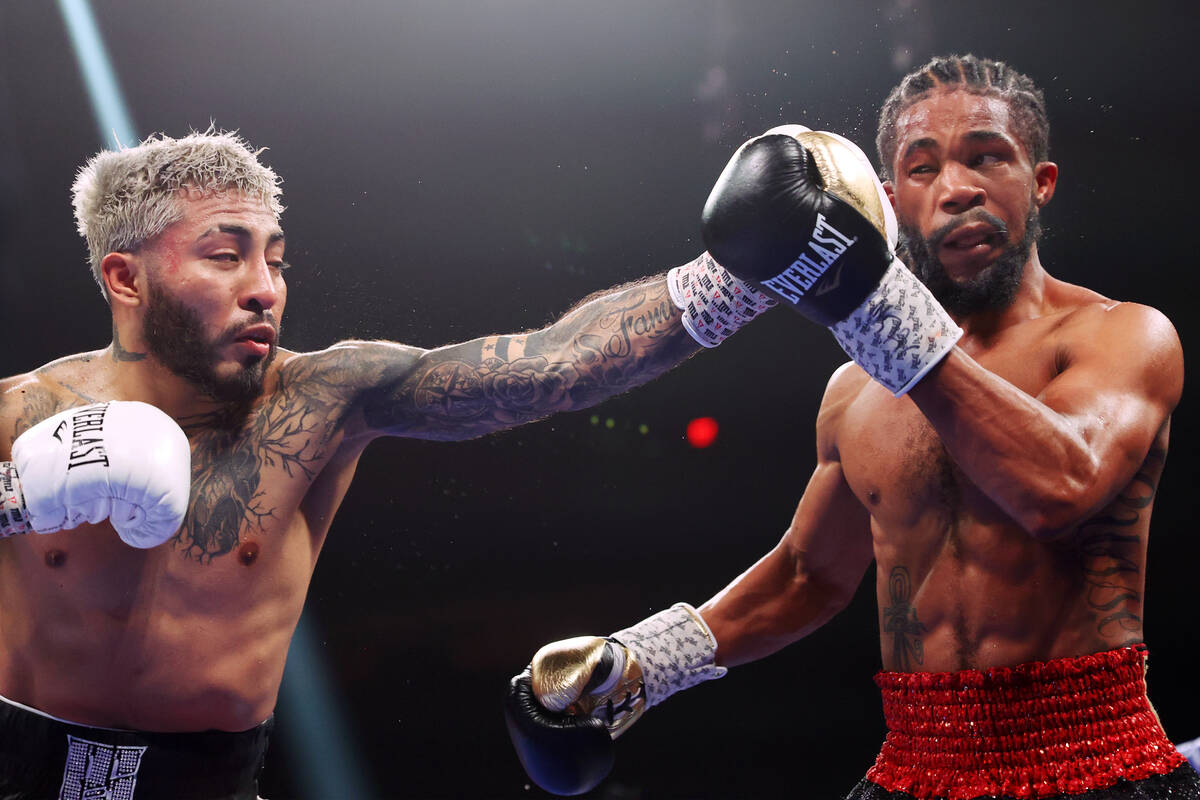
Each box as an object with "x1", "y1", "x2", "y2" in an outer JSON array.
[
  {"x1": 667, "y1": 255, "x2": 775, "y2": 348},
  {"x1": 830, "y1": 257, "x2": 963, "y2": 396},
  {"x1": 0, "y1": 464, "x2": 29, "y2": 536},
  {"x1": 612, "y1": 603, "x2": 727, "y2": 708}
]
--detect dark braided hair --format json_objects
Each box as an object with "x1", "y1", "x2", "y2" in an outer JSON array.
[{"x1": 876, "y1": 54, "x2": 1049, "y2": 180}]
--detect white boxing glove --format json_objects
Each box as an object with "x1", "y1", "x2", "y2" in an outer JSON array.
[{"x1": 1, "y1": 401, "x2": 191, "y2": 548}]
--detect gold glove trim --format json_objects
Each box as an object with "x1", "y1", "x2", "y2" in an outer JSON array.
[
  {"x1": 530, "y1": 635, "x2": 646, "y2": 740},
  {"x1": 794, "y1": 131, "x2": 890, "y2": 242}
]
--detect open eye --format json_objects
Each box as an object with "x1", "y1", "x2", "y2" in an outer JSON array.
[{"x1": 970, "y1": 152, "x2": 1006, "y2": 169}]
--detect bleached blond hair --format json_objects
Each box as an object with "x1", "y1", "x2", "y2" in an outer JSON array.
[{"x1": 71, "y1": 128, "x2": 284, "y2": 299}]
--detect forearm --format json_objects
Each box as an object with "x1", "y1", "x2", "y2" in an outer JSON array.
[
  {"x1": 699, "y1": 544, "x2": 856, "y2": 668},
  {"x1": 523, "y1": 272, "x2": 702, "y2": 410},
  {"x1": 355, "y1": 273, "x2": 700, "y2": 441},
  {"x1": 909, "y1": 348, "x2": 1103, "y2": 537}
]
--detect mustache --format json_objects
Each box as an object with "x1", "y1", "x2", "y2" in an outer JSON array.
[
  {"x1": 925, "y1": 208, "x2": 1009, "y2": 252},
  {"x1": 224, "y1": 313, "x2": 281, "y2": 341}
]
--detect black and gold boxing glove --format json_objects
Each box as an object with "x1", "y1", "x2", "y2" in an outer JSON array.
[
  {"x1": 504, "y1": 604, "x2": 726, "y2": 796},
  {"x1": 699, "y1": 124, "x2": 963, "y2": 396}
]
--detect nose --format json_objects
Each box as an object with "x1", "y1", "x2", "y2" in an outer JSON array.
[
  {"x1": 239, "y1": 256, "x2": 281, "y2": 314},
  {"x1": 937, "y1": 161, "x2": 986, "y2": 214}
]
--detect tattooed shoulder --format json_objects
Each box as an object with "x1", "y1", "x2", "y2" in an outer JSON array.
[
  {"x1": 1, "y1": 353, "x2": 103, "y2": 443},
  {"x1": 172, "y1": 345, "x2": 385, "y2": 562}
]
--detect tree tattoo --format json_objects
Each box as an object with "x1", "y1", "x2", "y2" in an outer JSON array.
[
  {"x1": 883, "y1": 566, "x2": 927, "y2": 670},
  {"x1": 175, "y1": 350, "x2": 355, "y2": 561}
]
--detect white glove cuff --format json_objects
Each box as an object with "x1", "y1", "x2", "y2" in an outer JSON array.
[
  {"x1": 667, "y1": 254, "x2": 775, "y2": 348},
  {"x1": 0, "y1": 463, "x2": 30, "y2": 537},
  {"x1": 829, "y1": 257, "x2": 963, "y2": 396},
  {"x1": 612, "y1": 602, "x2": 727, "y2": 708}
]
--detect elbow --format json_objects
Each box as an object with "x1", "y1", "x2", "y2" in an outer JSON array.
[
  {"x1": 1019, "y1": 458, "x2": 1105, "y2": 541},
  {"x1": 787, "y1": 563, "x2": 858, "y2": 622}
]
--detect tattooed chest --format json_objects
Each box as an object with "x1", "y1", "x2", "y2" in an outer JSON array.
[{"x1": 177, "y1": 408, "x2": 335, "y2": 562}]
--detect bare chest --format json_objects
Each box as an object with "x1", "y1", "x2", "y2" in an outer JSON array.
[
  {"x1": 836, "y1": 326, "x2": 1060, "y2": 528},
  {"x1": 839, "y1": 392, "x2": 957, "y2": 526}
]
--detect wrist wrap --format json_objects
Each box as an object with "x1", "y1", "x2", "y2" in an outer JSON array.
[
  {"x1": 0, "y1": 463, "x2": 29, "y2": 537},
  {"x1": 667, "y1": 254, "x2": 775, "y2": 348},
  {"x1": 829, "y1": 258, "x2": 963, "y2": 396},
  {"x1": 612, "y1": 603, "x2": 727, "y2": 708}
]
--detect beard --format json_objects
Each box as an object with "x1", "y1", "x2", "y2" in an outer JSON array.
[
  {"x1": 142, "y1": 278, "x2": 280, "y2": 404},
  {"x1": 898, "y1": 204, "x2": 1042, "y2": 316}
]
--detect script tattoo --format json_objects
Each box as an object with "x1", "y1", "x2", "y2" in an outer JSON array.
[
  {"x1": 883, "y1": 566, "x2": 927, "y2": 670},
  {"x1": 362, "y1": 279, "x2": 691, "y2": 438},
  {"x1": 176, "y1": 351, "x2": 356, "y2": 561},
  {"x1": 1073, "y1": 444, "x2": 1164, "y2": 644}
]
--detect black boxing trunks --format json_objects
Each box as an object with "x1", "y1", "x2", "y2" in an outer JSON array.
[
  {"x1": 845, "y1": 646, "x2": 1200, "y2": 800},
  {"x1": 0, "y1": 693, "x2": 272, "y2": 800}
]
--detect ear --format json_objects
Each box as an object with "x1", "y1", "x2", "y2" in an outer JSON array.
[
  {"x1": 883, "y1": 179, "x2": 897, "y2": 210},
  {"x1": 101, "y1": 252, "x2": 143, "y2": 307},
  {"x1": 1032, "y1": 161, "x2": 1058, "y2": 208}
]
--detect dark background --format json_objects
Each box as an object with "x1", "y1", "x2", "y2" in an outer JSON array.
[{"x1": 1, "y1": 1, "x2": 1196, "y2": 797}]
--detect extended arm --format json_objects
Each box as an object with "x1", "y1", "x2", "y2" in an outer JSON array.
[
  {"x1": 907, "y1": 303, "x2": 1183, "y2": 538},
  {"x1": 342, "y1": 266, "x2": 716, "y2": 442}
]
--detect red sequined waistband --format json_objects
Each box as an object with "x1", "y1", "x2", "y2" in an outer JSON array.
[{"x1": 865, "y1": 646, "x2": 1185, "y2": 799}]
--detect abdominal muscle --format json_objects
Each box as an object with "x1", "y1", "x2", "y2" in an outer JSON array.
[
  {"x1": 0, "y1": 517, "x2": 316, "y2": 732},
  {"x1": 872, "y1": 499, "x2": 1151, "y2": 675}
]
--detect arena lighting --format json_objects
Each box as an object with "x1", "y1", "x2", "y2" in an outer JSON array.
[
  {"x1": 686, "y1": 416, "x2": 719, "y2": 448},
  {"x1": 55, "y1": 0, "x2": 136, "y2": 148},
  {"x1": 54, "y1": 2, "x2": 372, "y2": 796}
]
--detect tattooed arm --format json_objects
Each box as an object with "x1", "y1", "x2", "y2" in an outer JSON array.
[{"x1": 340, "y1": 271, "x2": 704, "y2": 441}]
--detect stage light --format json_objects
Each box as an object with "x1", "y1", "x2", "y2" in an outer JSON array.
[{"x1": 686, "y1": 416, "x2": 719, "y2": 448}]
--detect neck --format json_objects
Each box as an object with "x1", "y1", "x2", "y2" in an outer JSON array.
[
  {"x1": 106, "y1": 322, "x2": 257, "y2": 421},
  {"x1": 954, "y1": 247, "x2": 1049, "y2": 340}
]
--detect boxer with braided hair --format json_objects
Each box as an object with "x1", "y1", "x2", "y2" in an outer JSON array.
[
  {"x1": 506, "y1": 55, "x2": 1198, "y2": 799},
  {"x1": 876, "y1": 53, "x2": 1050, "y2": 181}
]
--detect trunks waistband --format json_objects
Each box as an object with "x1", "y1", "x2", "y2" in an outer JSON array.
[
  {"x1": 865, "y1": 646, "x2": 1186, "y2": 800},
  {"x1": 0, "y1": 693, "x2": 272, "y2": 800}
]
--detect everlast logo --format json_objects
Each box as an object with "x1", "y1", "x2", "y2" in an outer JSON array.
[
  {"x1": 66, "y1": 404, "x2": 110, "y2": 470},
  {"x1": 761, "y1": 213, "x2": 858, "y2": 304}
]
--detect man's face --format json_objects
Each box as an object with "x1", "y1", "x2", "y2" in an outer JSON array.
[
  {"x1": 138, "y1": 192, "x2": 287, "y2": 403},
  {"x1": 885, "y1": 88, "x2": 1055, "y2": 315}
]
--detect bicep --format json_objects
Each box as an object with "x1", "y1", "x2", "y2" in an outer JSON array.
[
  {"x1": 1039, "y1": 305, "x2": 1182, "y2": 486},
  {"x1": 779, "y1": 457, "x2": 875, "y2": 595}
]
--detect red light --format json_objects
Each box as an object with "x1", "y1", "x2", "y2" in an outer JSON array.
[{"x1": 686, "y1": 417, "x2": 719, "y2": 448}]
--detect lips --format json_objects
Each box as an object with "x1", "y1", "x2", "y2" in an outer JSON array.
[
  {"x1": 232, "y1": 324, "x2": 277, "y2": 348},
  {"x1": 230, "y1": 323, "x2": 277, "y2": 360},
  {"x1": 939, "y1": 221, "x2": 1006, "y2": 253}
]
